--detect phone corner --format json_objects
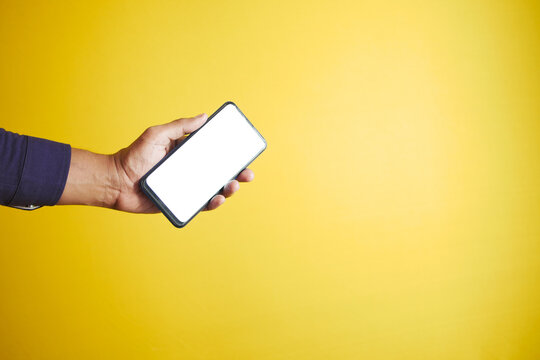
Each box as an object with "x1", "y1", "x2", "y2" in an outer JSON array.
[
  {"x1": 139, "y1": 176, "x2": 149, "y2": 191},
  {"x1": 171, "y1": 218, "x2": 187, "y2": 228},
  {"x1": 223, "y1": 100, "x2": 237, "y2": 108}
]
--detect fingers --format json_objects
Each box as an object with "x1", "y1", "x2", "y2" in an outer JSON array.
[
  {"x1": 236, "y1": 168, "x2": 254, "y2": 182},
  {"x1": 222, "y1": 180, "x2": 239, "y2": 198},
  {"x1": 158, "y1": 113, "x2": 208, "y2": 141},
  {"x1": 203, "y1": 180, "x2": 238, "y2": 211},
  {"x1": 203, "y1": 175, "x2": 247, "y2": 211},
  {"x1": 204, "y1": 194, "x2": 225, "y2": 211},
  {"x1": 204, "y1": 170, "x2": 255, "y2": 211}
]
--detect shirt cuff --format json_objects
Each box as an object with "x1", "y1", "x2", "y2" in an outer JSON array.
[{"x1": 8, "y1": 136, "x2": 71, "y2": 207}]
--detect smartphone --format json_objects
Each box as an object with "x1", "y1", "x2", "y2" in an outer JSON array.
[{"x1": 140, "y1": 102, "x2": 267, "y2": 228}]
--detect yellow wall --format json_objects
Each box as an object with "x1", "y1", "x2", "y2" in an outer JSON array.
[{"x1": 1, "y1": 0, "x2": 539, "y2": 358}]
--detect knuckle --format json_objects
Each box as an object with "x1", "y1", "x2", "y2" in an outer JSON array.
[
  {"x1": 174, "y1": 118, "x2": 187, "y2": 127},
  {"x1": 143, "y1": 126, "x2": 158, "y2": 137}
]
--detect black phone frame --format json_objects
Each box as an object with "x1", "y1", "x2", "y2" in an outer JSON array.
[{"x1": 139, "y1": 101, "x2": 267, "y2": 228}]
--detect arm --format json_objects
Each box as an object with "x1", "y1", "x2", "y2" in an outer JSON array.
[
  {"x1": 0, "y1": 128, "x2": 70, "y2": 207},
  {"x1": 3, "y1": 114, "x2": 253, "y2": 213}
]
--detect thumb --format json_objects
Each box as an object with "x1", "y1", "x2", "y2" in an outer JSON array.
[{"x1": 158, "y1": 113, "x2": 208, "y2": 140}]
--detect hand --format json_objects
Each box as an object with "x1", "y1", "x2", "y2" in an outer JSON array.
[
  {"x1": 57, "y1": 114, "x2": 255, "y2": 214},
  {"x1": 111, "y1": 113, "x2": 254, "y2": 213}
]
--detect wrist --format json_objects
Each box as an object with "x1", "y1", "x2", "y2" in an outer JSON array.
[
  {"x1": 104, "y1": 153, "x2": 123, "y2": 209},
  {"x1": 58, "y1": 148, "x2": 121, "y2": 208}
]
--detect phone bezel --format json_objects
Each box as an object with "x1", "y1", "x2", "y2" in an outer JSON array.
[{"x1": 139, "y1": 101, "x2": 267, "y2": 228}]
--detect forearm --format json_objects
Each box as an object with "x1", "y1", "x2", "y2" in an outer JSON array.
[{"x1": 57, "y1": 148, "x2": 120, "y2": 208}]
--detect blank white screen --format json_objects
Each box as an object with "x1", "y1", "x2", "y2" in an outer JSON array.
[{"x1": 146, "y1": 104, "x2": 266, "y2": 223}]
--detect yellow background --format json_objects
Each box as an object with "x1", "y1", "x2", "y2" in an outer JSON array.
[{"x1": 1, "y1": 0, "x2": 539, "y2": 358}]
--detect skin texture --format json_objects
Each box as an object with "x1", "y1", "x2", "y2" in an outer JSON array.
[{"x1": 57, "y1": 113, "x2": 254, "y2": 213}]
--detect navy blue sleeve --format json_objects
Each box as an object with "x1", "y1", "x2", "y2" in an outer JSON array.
[{"x1": 0, "y1": 128, "x2": 71, "y2": 207}]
